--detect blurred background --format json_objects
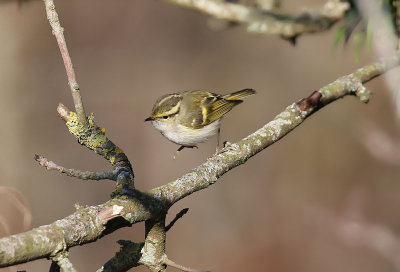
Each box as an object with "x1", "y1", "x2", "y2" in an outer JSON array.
[{"x1": 1, "y1": 0, "x2": 400, "y2": 271}]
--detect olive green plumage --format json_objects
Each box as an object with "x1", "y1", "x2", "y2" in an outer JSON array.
[
  {"x1": 145, "y1": 88, "x2": 256, "y2": 155},
  {"x1": 147, "y1": 88, "x2": 256, "y2": 129}
]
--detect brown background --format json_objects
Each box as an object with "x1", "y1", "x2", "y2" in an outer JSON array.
[{"x1": 1, "y1": 0, "x2": 400, "y2": 271}]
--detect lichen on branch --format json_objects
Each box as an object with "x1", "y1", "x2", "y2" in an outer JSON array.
[
  {"x1": 57, "y1": 103, "x2": 134, "y2": 191},
  {"x1": 164, "y1": 0, "x2": 350, "y2": 40},
  {"x1": 0, "y1": 52, "x2": 396, "y2": 270}
]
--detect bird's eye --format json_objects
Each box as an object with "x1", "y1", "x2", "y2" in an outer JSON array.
[{"x1": 163, "y1": 116, "x2": 169, "y2": 119}]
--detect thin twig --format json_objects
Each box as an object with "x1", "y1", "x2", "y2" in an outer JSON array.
[
  {"x1": 164, "y1": 258, "x2": 208, "y2": 272},
  {"x1": 1, "y1": 52, "x2": 400, "y2": 268},
  {"x1": 34, "y1": 154, "x2": 117, "y2": 181},
  {"x1": 165, "y1": 208, "x2": 189, "y2": 232},
  {"x1": 44, "y1": 0, "x2": 88, "y2": 126}
]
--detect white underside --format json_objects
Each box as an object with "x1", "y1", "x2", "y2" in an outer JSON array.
[{"x1": 151, "y1": 119, "x2": 221, "y2": 146}]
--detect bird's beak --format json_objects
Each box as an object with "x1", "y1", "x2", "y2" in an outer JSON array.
[{"x1": 144, "y1": 117, "x2": 154, "y2": 122}]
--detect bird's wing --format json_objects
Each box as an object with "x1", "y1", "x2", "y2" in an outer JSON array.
[{"x1": 199, "y1": 96, "x2": 242, "y2": 128}]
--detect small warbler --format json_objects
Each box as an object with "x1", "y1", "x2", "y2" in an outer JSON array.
[{"x1": 145, "y1": 88, "x2": 256, "y2": 157}]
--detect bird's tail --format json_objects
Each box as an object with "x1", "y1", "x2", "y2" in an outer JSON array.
[{"x1": 223, "y1": 88, "x2": 256, "y2": 100}]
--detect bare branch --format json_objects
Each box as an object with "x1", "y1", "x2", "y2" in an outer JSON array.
[
  {"x1": 56, "y1": 103, "x2": 134, "y2": 193},
  {"x1": 1, "y1": 52, "x2": 400, "y2": 268},
  {"x1": 99, "y1": 209, "x2": 194, "y2": 272},
  {"x1": 50, "y1": 252, "x2": 77, "y2": 272},
  {"x1": 151, "y1": 52, "x2": 400, "y2": 205},
  {"x1": 34, "y1": 154, "x2": 117, "y2": 181},
  {"x1": 140, "y1": 217, "x2": 167, "y2": 271},
  {"x1": 0, "y1": 193, "x2": 165, "y2": 267},
  {"x1": 165, "y1": 208, "x2": 189, "y2": 232},
  {"x1": 164, "y1": 258, "x2": 208, "y2": 272},
  {"x1": 97, "y1": 240, "x2": 144, "y2": 272},
  {"x1": 164, "y1": 0, "x2": 349, "y2": 39},
  {"x1": 44, "y1": 0, "x2": 88, "y2": 126}
]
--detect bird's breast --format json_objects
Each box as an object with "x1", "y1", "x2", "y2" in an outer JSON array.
[{"x1": 151, "y1": 120, "x2": 221, "y2": 146}]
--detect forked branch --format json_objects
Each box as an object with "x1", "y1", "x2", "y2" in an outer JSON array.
[
  {"x1": 1, "y1": 52, "x2": 399, "y2": 269},
  {"x1": 44, "y1": 0, "x2": 87, "y2": 126},
  {"x1": 0, "y1": 1, "x2": 398, "y2": 271}
]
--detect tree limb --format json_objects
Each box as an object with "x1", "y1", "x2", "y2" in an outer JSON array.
[
  {"x1": 1, "y1": 52, "x2": 399, "y2": 268},
  {"x1": 150, "y1": 52, "x2": 400, "y2": 205},
  {"x1": 97, "y1": 240, "x2": 144, "y2": 272},
  {"x1": 57, "y1": 103, "x2": 134, "y2": 194},
  {"x1": 44, "y1": 0, "x2": 135, "y2": 192},
  {"x1": 164, "y1": 0, "x2": 349, "y2": 40}
]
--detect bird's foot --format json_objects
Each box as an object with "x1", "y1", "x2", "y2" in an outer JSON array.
[
  {"x1": 213, "y1": 141, "x2": 232, "y2": 156},
  {"x1": 173, "y1": 145, "x2": 198, "y2": 159}
]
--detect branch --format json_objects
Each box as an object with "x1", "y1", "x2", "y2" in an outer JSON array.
[
  {"x1": 164, "y1": 258, "x2": 208, "y2": 272},
  {"x1": 164, "y1": 0, "x2": 349, "y2": 40},
  {"x1": 34, "y1": 154, "x2": 117, "y2": 181},
  {"x1": 139, "y1": 217, "x2": 167, "y2": 271},
  {"x1": 0, "y1": 192, "x2": 166, "y2": 267},
  {"x1": 44, "y1": 0, "x2": 87, "y2": 126},
  {"x1": 50, "y1": 252, "x2": 77, "y2": 272},
  {"x1": 42, "y1": 0, "x2": 135, "y2": 190},
  {"x1": 56, "y1": 103, "x2": 134, "y2": 193},
  {"x1": 151, "y1": 52, "x2": 400, "y2": 205},
  {"x1": 97, "y1": 240, "x2": 144, "y2": 272},
  {"x1": 98, "y1": 210, "x2": 193, "y2": 272},
  {"x1": 1, "y1": 52, "x2": 399, "y2": 268},
  {"x1": 165, "y1": 208, "x2": 189, "y2": 232}
]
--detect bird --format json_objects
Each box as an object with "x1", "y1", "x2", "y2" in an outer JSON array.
[{"x1": 145, "y1": 88, "x2": 256, "y2": 158}]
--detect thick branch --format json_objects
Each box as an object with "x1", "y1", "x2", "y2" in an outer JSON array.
[
  {"x1": 139, "y1": 217, "x2": 167, "y2": 271},
  {"x1": 44, "y1": 0, "x2": 88, "y2": 126},
  {"x1": 0, "y1": 197, "x2": 161, "y2": 267},
  {"x1": 164, "y1": 0, "x2": 349, "y2": 39},
  {"x1": 99, "y1": 209, "x2": 192, "y2": 272},
  {"x1": 1, "y1": 52, "x2": 399, "y2": 268}
]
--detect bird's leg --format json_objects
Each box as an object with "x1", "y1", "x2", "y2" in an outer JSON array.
[
  {"x1": 213, "y1": 136, "x2": 232, "y2": 157},
  {"x1": 215, "y1": 127, "x2": 221, "y2": 153},
  {"x1": 173, "y1": 145, "x2": 198, "y2": 159}
]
